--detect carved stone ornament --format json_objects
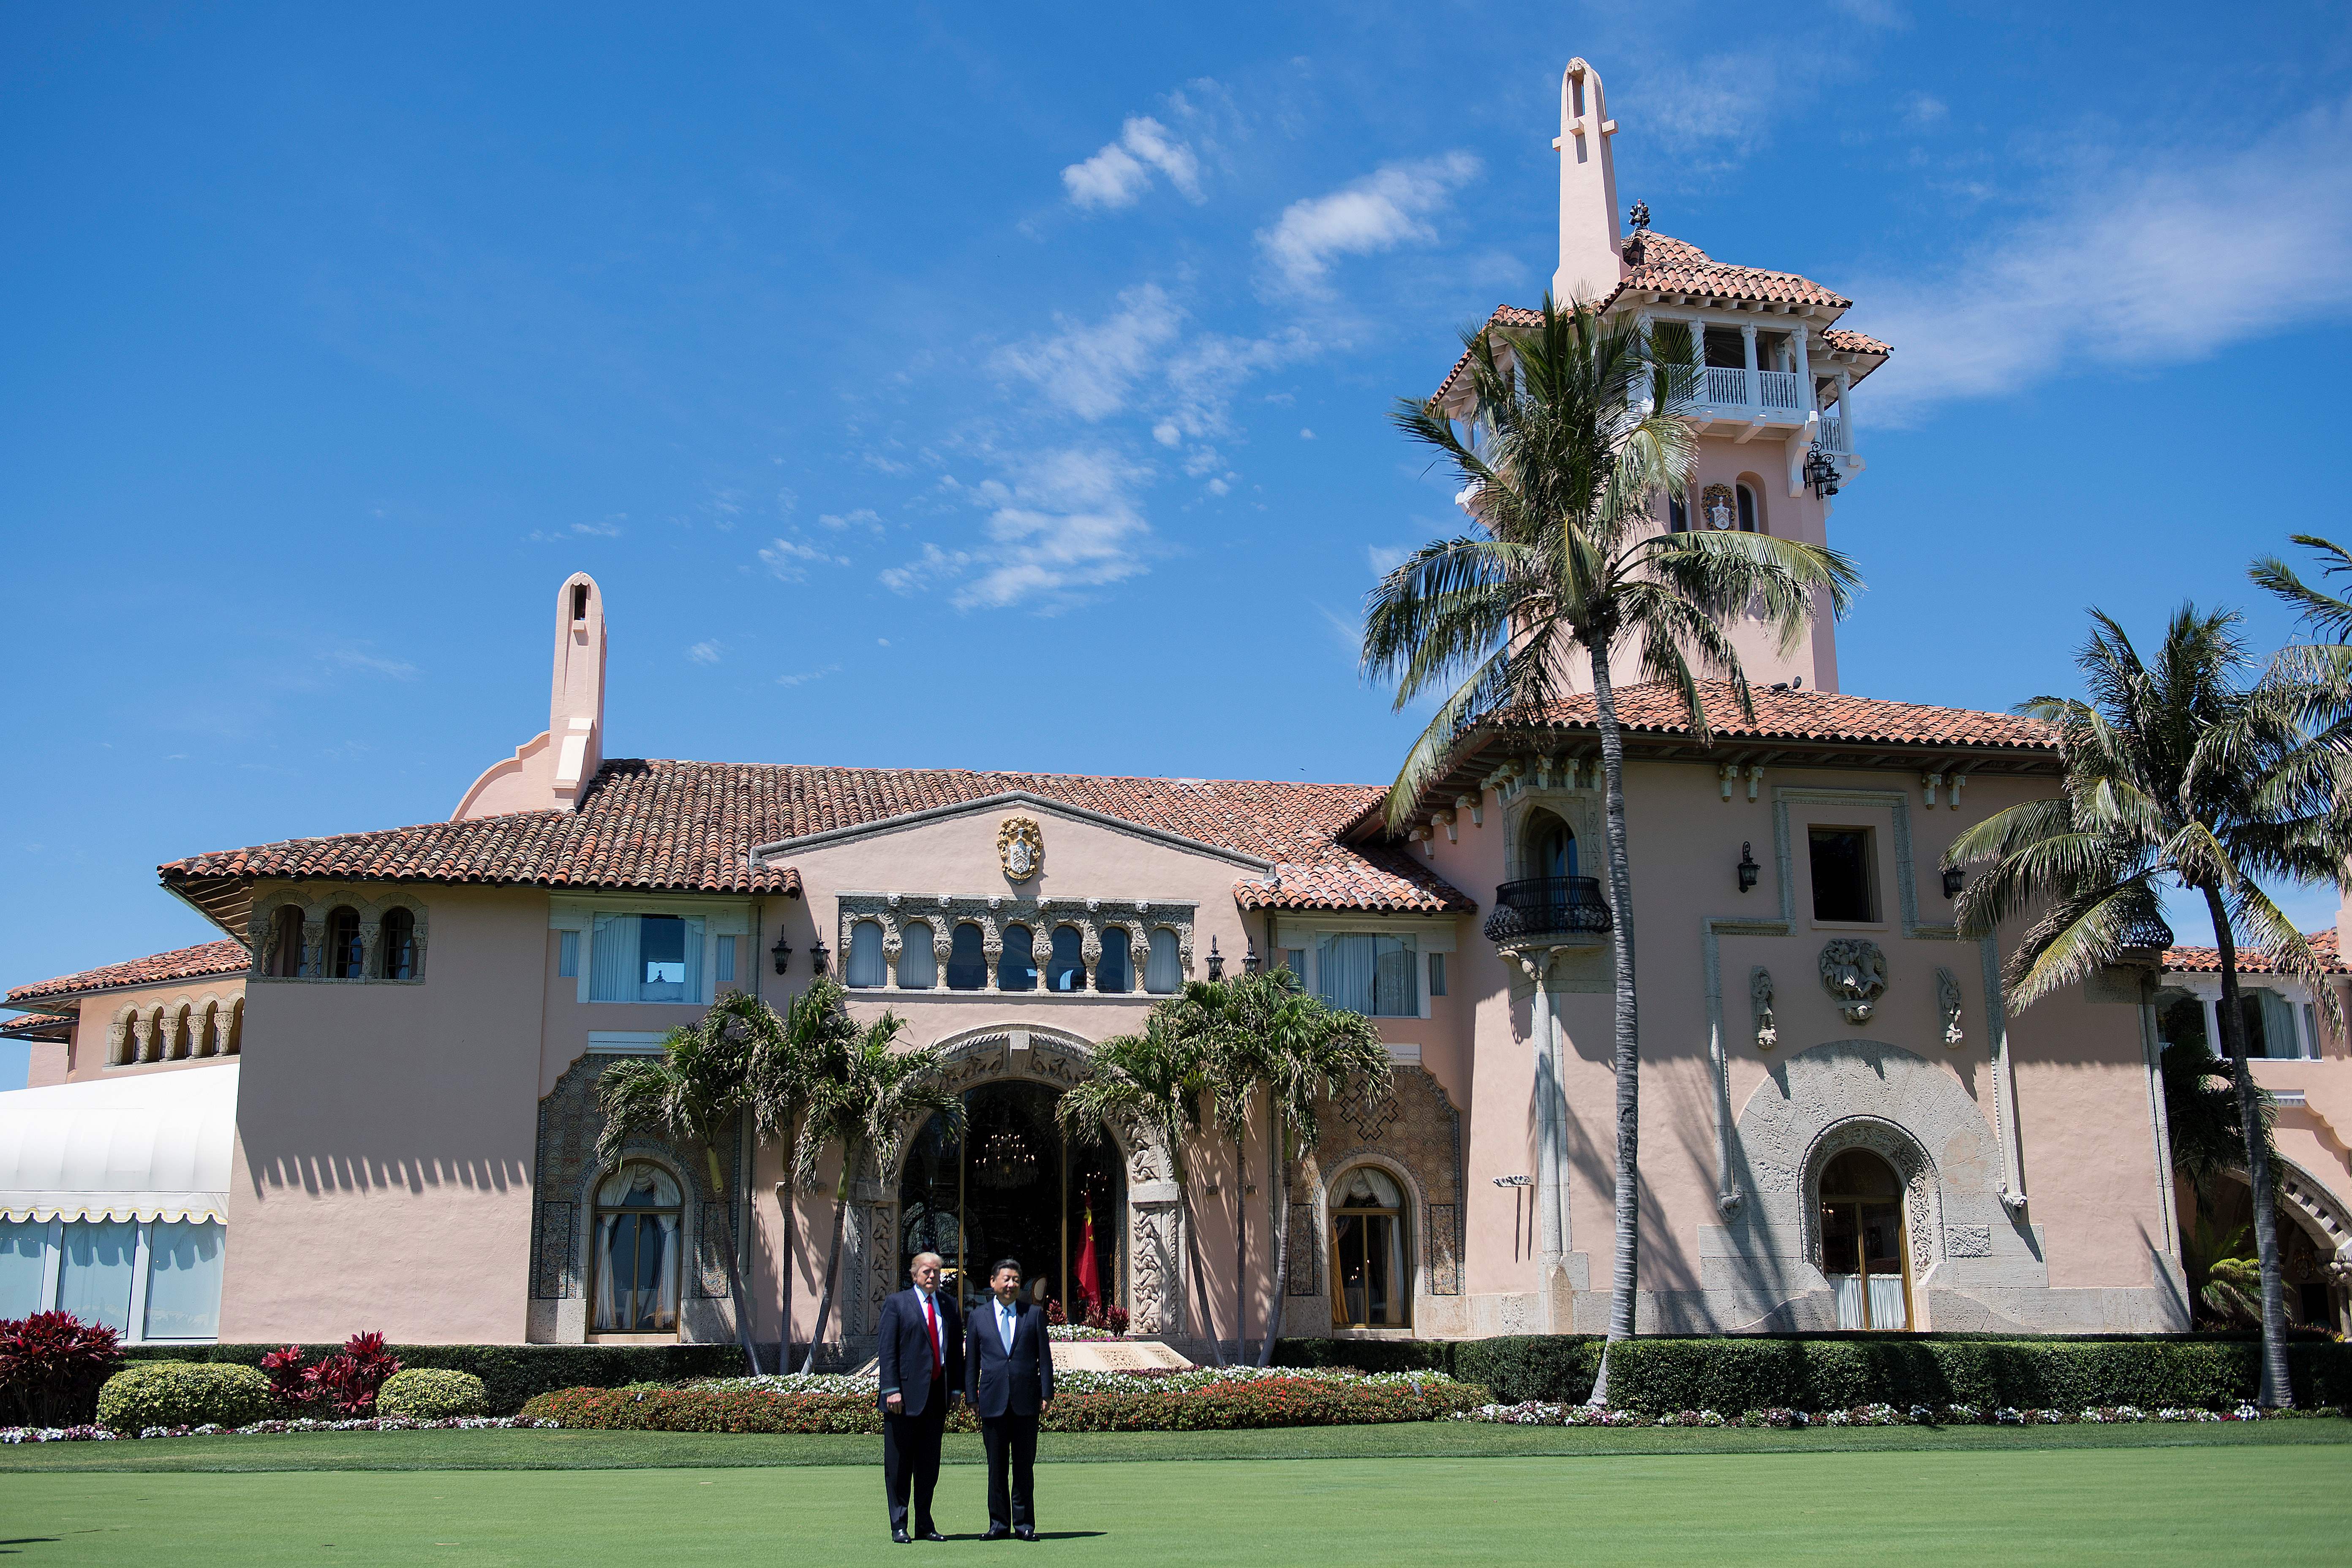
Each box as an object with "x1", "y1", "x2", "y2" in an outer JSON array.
[
  {"x1": 1936, "y1": 966, "x2": 1965, "y2": 1048},
  {"x1": 1750, "y1": 966, "x2": 1778, "y2": 1051},
  {"x1": 1701, "y1": 482, "x2": 1737, "y2": 532},
  {"x1": 1818, "y1": 938, "x2": 1888, "y2": 1026},
  {"x1": 997, "y1": 816, "x2": 1044, "y2": 883}
]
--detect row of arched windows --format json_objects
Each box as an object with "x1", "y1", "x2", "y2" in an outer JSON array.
[
  {"x1": 261, "y1": 905, "x2": 419, "y2": 980},
  {"x1": 112, "y1": 996, "x2": 242, "y2": 1066},
  {"x1": 845, "y1": 920, "x2": 1181, "y2": 994}
]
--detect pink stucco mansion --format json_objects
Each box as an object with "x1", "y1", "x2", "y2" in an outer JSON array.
[{"x1": 6, "y1": 60, "x2": 2349, "y2": 1358}]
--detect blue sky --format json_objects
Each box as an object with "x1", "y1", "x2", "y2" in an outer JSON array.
[{"x1": 5, "y1": 3, "x2": 2352, "y2": 1083}]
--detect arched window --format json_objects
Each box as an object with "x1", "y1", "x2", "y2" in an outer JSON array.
[
  {"x1": 1096, "y1": 928, "x2": 1133, "y2": 993},
  {"x1": 1736, "y1": 483, "x2": 1761, "y2": 534},
  {"x1": 166, "y1": 1004, "x2": 192, "y2": 1060},
  {"x1": 898, "y1": 922, "x2": 937, "y2": 989},
  {"x1": 946, "y1": 923, "x2": 988, "y2": 991},
  {"x1": 1819, "y1": 1150, "x2": 1910, "y2": 1330},
  {"x1": 592, "y1": 1162, "x2": 682, "y2": 1334},
  {"x1": 846, "y1": 920, "x2": 887, "y2": 988},
  {"x1": 113, "y1": 1009, "x2": 138, "y2": 1065},
  {"x1": 1144, "y1": 928, "x2": 1181, "y2": 994},
  {"x1": 1524, "y1": 809, "x2": 1577, "y2": 881},
  {"x1": 191, "y1": 1001, "x2": 217, "y2": 1058},
  {"x1": 266, "y1": 906, "x2": 306, "y2": 978},
  {"x1": 1045, "y1": 927, "x2": 1084, "y2": 992},
  {"x1": 224, "y1": 998, "x2": 242, "y2": 1055},
  {"x1": 1667, "y1": 492, "x2": 1689, "y2": 534},
  {"x1": 1328, "y1": 1166, "x2": 1410, "y2": 1329},
  {"x1": 378, "y1": 908, "x2": 416, "y2": 980},
  {"x1": 144, "y1": 1007, "x2": 166, "y2": 1063},
  {"x1": 325, "y1": 908, "x2": 363, "y2": 979},
  {"x1": 998, "y1": 926, "x2": 1038, "y2": 992}
]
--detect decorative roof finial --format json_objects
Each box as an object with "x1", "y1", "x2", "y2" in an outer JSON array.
[{"x1": 1628, "y1": 199, "x2": 1650, "y2": 232}]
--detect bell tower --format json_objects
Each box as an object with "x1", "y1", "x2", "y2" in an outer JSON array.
[
  {"x1": 451, "y1": 573, "x2": 609, "y2": 820},
  {"x1": 1552, "y1": 58, "x2": 1624, "y2": 304}
]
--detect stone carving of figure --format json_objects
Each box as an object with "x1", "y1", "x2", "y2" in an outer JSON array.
[
  {"x1": 1936, "y1": 966, "x2": 1964, "y2": 1047},
  {"x1": 1749, "y1": 966, "x2": 1777, "y2": 1051},
  {"x1": 1817, "y1": 938, "x2": 1888, "y2": 1025}
]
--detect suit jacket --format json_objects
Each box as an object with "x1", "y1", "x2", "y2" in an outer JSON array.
[
  {"x1": 964, "y1": 1296, "x2": 1054, "y2": 1418},
  {"x1": 876, "y1": 1286, "x2": 964, "y2": 1417}
]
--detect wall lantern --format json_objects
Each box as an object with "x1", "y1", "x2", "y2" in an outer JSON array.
[
  {"x1": 1942, "y1": 865, "x2": 1966, "y2": 899},
  {"x1": 1737, "y1": 841, "x2": 1760, "y2": 893},
  {"x1": 1243, "y1": 940, "x2": 1261, "y2": 976},
  {"x1": 1804, "y1": 443, "x2": 1840, "y2": 498},
  {"x1": 808, "y1": 935, "x2": 830, "y2": 976},
  {"x1": 770, "y1": 933, "x2": 794, "y2": 975},
  {"x1": 1206, "y1": 936, "x2": 1225, "y2": 982}
]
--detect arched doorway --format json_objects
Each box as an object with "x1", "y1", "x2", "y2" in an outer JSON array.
[
  {"x1": 1818, "y1": 1149, "x2": 1911, "y2": 1329},
  {"x1": 1523, "y1": 809, "x2": 1576, "y2": 881},
  {"x1": 898, "y1": 1080, "x2": 1125, "y2": 1323}
]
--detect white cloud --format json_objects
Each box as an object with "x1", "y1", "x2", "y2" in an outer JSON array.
[
  {"x1": 994, "y1": 285, "x2": 1186, "y2": 420},
  {"x1": 572, "y1": 516, "x2": 626, "y2": 538},
  {"x1": 1366, "y1": 544, "x2": 1413, "y2": 577},
  {"x1": 1641, "y1": 56, "x2": 1778, "y2": 168},
  {"x1": 1852, "y1": 100, "x2": 2352, "y2": 425},
  {"x1": 819, "y1": 508, "x2": 887, "y2": 534},
  {"x1": 327, "y1": 648, "x2": 419, "y2": 679},
  {"x1": 687, "y1": 641, "x2": 722, "y2": 665},
  {"x1": 1904, "y1": 93, "x2": 1948, "y2": 129},
  {"x1": 1062, "y1": 116, "x2": 1204, "y2": 210},
  {"x1": 1299, "y1": 427, "x2": 1316, "y2": 440},
  {"x1": 776, "y1": 664, "x2": 841, "y2": 688},
  {"x1": 758, "y1": 536, "x2": 851, "y2": 582},
  {"x1": 882, "y1": 447, "x2": 1155, "y2": 612},
  {"x1": 1258, "y1": 154, "x2": 1481, "y2": 293}
]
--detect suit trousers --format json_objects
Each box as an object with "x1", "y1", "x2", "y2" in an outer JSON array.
[
  {"x1": 881, "y1": 1379, "x2": 947, "y2": 1532},
  {"x1": 981, "y1": 1412, "x2": 1039, "y2": 1531}
]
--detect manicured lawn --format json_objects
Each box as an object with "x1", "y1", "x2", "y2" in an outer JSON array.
[{"x1": 2, "y1": 1427, "x2": 2345, "y2": 1565}]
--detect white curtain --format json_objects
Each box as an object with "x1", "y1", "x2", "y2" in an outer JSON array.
[
  {"x1": 1374, "y1": 936, "x2": 1418, "y2": 1017},
  {"x1": 0, "y1": 1220, "x2": 45, "y2": 1318},
  {"x1": 847, "y1": 921, "x2": 886, "y2": 988},
  {"x1": 143, "y1": 1220, "x2": 225, "y2": 1340},
  {"x1": 1383, "y1": 1211, "x2": 1407, "y2": 1326},
  {"x1": 1145, "y1": 928, "x2": 1180, "y2": 994},
  {"x1": 653, "y1": 1214, "x2": 681, "y2": 1328},
  {"x1": 1832, "y1": 1272, "x2": 1866, "y2": 1329},
  {"x1": 1319, "y1": 935, "x2": 1376, "y2": 1013},
  {"x1": 2256, "y1": 990, "x2": 2299, "y2": 1059},
  {"x1": 898, "y1": 924, "x2": 936, "y2": 988},
  {"x1": 57, "y1": 1220, "x2": 137, "y2": 1334},
  {"x1": 593, "y1": 1215, "x2": 622, "y2": 1328},
  {"x1": 1866, "y1": 1274, "x2": 1907, "y2": 1330},
  {"x1": 676, "y1": 918, "x2": 705, "y2": 1003},
  {"x1": 590, "y1": 915, "x2": 638, "y2": 1002},
  {"x1": 716, "y1": 933, "x2": 736, "y2": 985}
]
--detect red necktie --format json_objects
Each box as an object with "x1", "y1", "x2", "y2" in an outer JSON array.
[{"x1": 925, "y1": 1294, "x2": 942, "y2": 1376}]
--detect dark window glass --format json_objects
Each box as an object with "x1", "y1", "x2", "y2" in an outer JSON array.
[
  {"x1": 946, "y1": 923, "x2": 988, "y2": 991},
  {"x1": 2154, "y1": 991, "x2": 2207, "y2": 1054},
  {"x1": 1095, "y1": 928, "x2": 1132, "y2": 993},
  {"x1": 1668, "y1": 495, "x2": 1688, "y2": 533},
  {"x1": 1808, "y1": 829, "x2": 1876, "y2": 922},
  {"x1": 998, "y1": 926, "x2": 1037, "y2": 992},
  {"x1": 639, "y1": 915, "x2": 686, "y2": 1001},
  {"x1": 327, "y1": 908, "x2": 363, "y2": 979},
  {"x1": 1704, "y1": 327, "x2": 1746, "y2": 368},
  {"x1": 1046, "y1": 927, "x2": 1085, "y2": 992},
  {"x1": 268, "y1": 907, "x2": 306, "y2": 977},
  {"x1": 379, "y1": 909, "x2": 416, "y2": 980},
  {"x1": 1736, "y1": 485, "x2": 1759, "y2": 533},
  {"x1": 1429, "y1": 953, "x2": 1447, "y2": 997}
]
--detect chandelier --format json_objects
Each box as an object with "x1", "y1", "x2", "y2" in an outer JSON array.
[{"x1": 974, "y1": 1126, "x2": 1037, "y2": 1190}]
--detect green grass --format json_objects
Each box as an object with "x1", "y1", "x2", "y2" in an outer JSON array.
[
  {"x1": 3, "y1": 1436, "x2": 2344, "y2": 1565},
  {"x1": 0, "y1": 1416, "x2": 2346, "y2": 1472}
]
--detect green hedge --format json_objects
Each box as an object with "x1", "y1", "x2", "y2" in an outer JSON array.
[
  {"x1": 1271, "y1": 1336, "x2": 2352, "y2": 1412},
  {"x1": 121, "y1": 1344, "x2": 745, "y2": 1417},
  {"x1": 376, "y1": 1369, "x2": 491, "y2": 1420},
  {"x1": 95, "y1": 1362, "x2": 273, "y2": 1431}
]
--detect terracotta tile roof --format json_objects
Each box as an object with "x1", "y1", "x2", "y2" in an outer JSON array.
[
  {"x1": 1237, "y1": 841, "x2": 1473, "y2": 915},
  {"x1": 6, "y1": 939, "x2": 250, "y2": 1005},
  {"x1": 160, "y1": 760, "x2": 1468, "y2": 917},
  {"x1": 1512, "y1": 681, "x2": 2058, "y2": 752},
  {"x1": 0, "y1": 1013, "x2": 73, "y2": 1041},
  {"x1": 2164, "y1": 927, "x2": 2348, "y2": 977},
  {"x1": 1433, "y1": 236, "x2": 1887, "y2": 408}
]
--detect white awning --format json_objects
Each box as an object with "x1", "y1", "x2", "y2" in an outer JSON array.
[{"x1": 0, "y1": 1064, "x2": 237, "y2": 1224}]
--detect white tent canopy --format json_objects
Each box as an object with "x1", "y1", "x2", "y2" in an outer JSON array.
[{"x1": 0, "y1": 1064, "x2": 237, "y2": 1224}]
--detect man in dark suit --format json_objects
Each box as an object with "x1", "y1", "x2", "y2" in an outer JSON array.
[
  {"x1": 876, "y1": 1250, "x2": 964, "y2": 1544},
  {"x1": 964, "y1": 1255, "x2": 1054, "y2": 1541}
]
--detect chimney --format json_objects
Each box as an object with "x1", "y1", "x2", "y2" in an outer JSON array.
[
  {"x1": 450, "y1": 573, "x2": 609, "y2": 820},
  {"x1": 1551, "y1": 58, "x2": 1625, "y2": 306}
]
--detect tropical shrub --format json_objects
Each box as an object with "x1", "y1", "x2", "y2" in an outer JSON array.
[
  {"x1": 0, "y1": 1312, "x2": 125, "y2": 1426},
  {"x1": 375, "y1": 1369, "x2": 491, "y2": 1420},
  {"x1": 95, "y1": 1361, "x2": 272, "y2": 1431},
  {"x1": 121, "y1": 1342, "x2": 744, "y2": 1416},
  {"x1": 254, "y1": 1332, "x2": 403, "y2": 1415}
]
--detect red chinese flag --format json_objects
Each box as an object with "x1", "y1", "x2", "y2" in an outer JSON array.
[{"x1": 1074, "y1": 1196, "x2": 1102, "y2": 1315}]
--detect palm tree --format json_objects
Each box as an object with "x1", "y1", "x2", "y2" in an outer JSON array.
[
  {"x1": 596, "y1": 996, "x2": 775, "y2": 1375},
  {"x1": 1056, "y1": 1012, "x2": 1220, "y2": 1362},
  {"x1": 1363, "y1": 295, "x2": 1859, "y2": 1401},
  {"x1": 1173, "y1": 967, "x2": 1392, "y2": 1366},
  {"x1": 743, "y1": 980, "x2": 858, "y2": 1375},
  {"x1": 791, "y1": 1007, "x2": 963, "y2": 1373},
  {"x1": 1944, "y1": 605, "x2": 2349, "y2": 1405}
]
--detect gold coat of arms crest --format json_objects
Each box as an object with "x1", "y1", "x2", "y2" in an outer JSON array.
[{"x1": 997, "y1": 816, "x2": 1044, "y2": 882}]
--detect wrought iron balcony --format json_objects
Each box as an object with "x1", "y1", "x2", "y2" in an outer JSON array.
[{"x1": 1483, "y1": 876, "x2": 1612, "y2": 946}]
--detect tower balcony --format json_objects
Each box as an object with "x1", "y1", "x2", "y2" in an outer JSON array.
[{"x1": 1483, "y1": 876, "x2": 1612, "y2": 947}]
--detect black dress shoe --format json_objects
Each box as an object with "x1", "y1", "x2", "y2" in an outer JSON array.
[
  {"x1": 892, "y1": 1528, "x2": 912, "y2": 1544},
  {"x1": 917, "y1": 1531, "x2": 947, "y2": 1542},
  {"x1": 1013, "y1": 1528, "x2": 1038, "y2": 1541},
  {"x1": 982, "y1": 1527, "x2": 1010, "y2": 1540}
]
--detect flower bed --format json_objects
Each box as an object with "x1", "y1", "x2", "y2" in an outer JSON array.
[
  {"x1": 1453, "y1": 1400, "x2": 2346, "y2": 1428},
  {"x1": 1046, "y1": 1325, "x2": 1115, "y2": 1342},
  {"x1": 2, "y1": 1416, "x2": 557, "y2": 1445},
  {"x1": 526, "y1": 1367, "x2": 1486, "y2": 1435}
]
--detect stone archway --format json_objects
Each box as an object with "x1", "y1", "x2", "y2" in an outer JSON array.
[{"x1": 836, "y1": 1024, "x2": 1183, "y2": 1348}]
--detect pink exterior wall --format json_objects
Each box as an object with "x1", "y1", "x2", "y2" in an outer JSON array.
[
  {"x1": 219, "y1": 885, "x2": 545, "y2": 1344},
  {"x1": 61, "y1": 973, "x2": 248, "y2": 1084}
]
